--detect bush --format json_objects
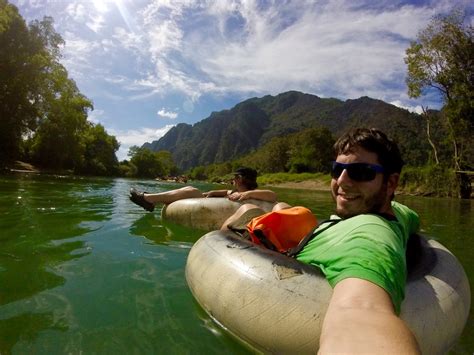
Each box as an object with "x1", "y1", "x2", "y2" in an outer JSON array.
[
  {"x1": 258, "y1": 172, "x2": 329, "y2": 185},
  {"x1": 399, "y1": 165, "x2": 458, "y2": 197}
]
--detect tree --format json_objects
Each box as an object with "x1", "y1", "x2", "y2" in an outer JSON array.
[
  {"x1": 29, "y1": 65, "x2": 93, "y2": 170},
  {"x1": 154, "y1": 150, "x2": 178, "y2": 177},
  {"x1": 242, "y1": 136, "x2": 290, "y2": 173},
  {"x1": 79, "y1": 123, "x2": 120, "y2": 176},
  {"x1": 286, "y1": 127, "x2": 335, "y2": 173},
  {"x1": 0, "y1": 1, "x2": 41, "y2": 163},
  {"x1": 420, "y1": 106, "x2": 440, "y2": 165},
  {"x1": 405, "y1": 9, "x2": 474, "y2": 171},
  {"x1": 128, "y1": 146, "x2": 177, "y2": 178}
]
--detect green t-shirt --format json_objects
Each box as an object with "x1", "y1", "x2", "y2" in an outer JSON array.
[{"x1": 296, "y1": 201, "x2": 419, "y2": 314}]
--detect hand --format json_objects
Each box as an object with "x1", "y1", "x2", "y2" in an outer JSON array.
[{"x1": 228, "y1": 191, "x2": 249, "y2": 201}]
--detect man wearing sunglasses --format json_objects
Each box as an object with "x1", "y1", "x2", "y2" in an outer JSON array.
[{"x1": 297, "y1": 128, "x2": 421, "y2": 353}]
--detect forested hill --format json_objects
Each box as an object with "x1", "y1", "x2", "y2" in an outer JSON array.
[{"x1": 143, "y1": 91, "x2": 429, "y2": 171}]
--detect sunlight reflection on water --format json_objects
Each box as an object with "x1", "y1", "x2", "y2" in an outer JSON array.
[{"x1": 0, "y1": 175, "x2": 472, "y2": 354}]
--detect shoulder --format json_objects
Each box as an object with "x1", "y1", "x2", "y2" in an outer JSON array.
[
  {"x1": 391, "y1": 201, "x2": 418, "y2": 219},
  {"x1": 391, "y1": 201, "x2": 420, "y2": 236},
  {"x1": 338, "y1": 214, "x2": 395, "y2": 234}
]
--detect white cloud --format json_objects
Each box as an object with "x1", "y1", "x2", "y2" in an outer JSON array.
[
  {"x1": 191, "y1": 2, "x2": 432, "y2": 100},
  {"x1": 157, "y1": 108, "x2": 178, "y2": 119},
  {"x1": 87, "y1": 109, "x2": 105, "y2": 124},
  {"x1": 65, "y1": 3, "x2": 87, "y2": 22},
  {"x1": 390, "y1": 100, "x2": 424, "y2": 114},
  {"x1": 93, "y1": 1, "x2": 110, "y2": 14},
  {"x1": 104, "y1": 74, "x2": 128, "y2": 84},
  {"x1": 128, "y1": 0, "x2": 452, "y2": 103},
  {"x1": 86, "y1": 14, "x2": 106, "y2": 33},
  {"x1": 61, "y1": 32, "x2": 100, "y2": 78},
  {"x1": 148, "y1": 20, "x2": 183, "y2": 55},
  {"x1": 15, "y1": 0, "x2": 471, "y2": 124},
  {"x1": 110, "y1": 125, "x2": 175, "y2": 161},
  {"x1": 113, "y1": 27, "x2": 144, "y2": 51},
  {"x1": 65, "y1": 3, "x2": 105, "y2": 33}
]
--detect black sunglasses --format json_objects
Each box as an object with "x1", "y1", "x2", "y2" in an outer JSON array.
[{"x1": 331, "y1": 161, "x2": 385, "y2": 182}]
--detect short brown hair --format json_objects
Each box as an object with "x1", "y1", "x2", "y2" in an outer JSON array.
[{"x1": 334, "y1": 128, "x2": 404, "y2": 176}]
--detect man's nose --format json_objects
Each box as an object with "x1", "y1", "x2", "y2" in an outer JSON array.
[{"x1": 337, "y1": 169, "x2": 353, "y2": 186}]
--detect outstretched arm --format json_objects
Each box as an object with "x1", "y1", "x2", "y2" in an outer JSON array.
[
  {"x1": 228, "y1": 189, "x2": 277, "y2": 203},
  {"x1": 319, "y1": 278, "x2": 420, "y2": 354},
  {"x1": 203, "y1": 189, "x2": 231, "y2": 197}
]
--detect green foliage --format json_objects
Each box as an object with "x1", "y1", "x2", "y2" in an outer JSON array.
[
  {"x1": 399, "y1": 165, "x2": 459, "y2": 197},
  {"x1": 29, "y1": 69, "x2": 93, "y2": 169},
  {"x1": 186, "y1": 162, "x2": 235, "y2": 182},
  {"x1": 0, "y1": 1, "x2": 40, "y2": 163},
  {"x1": 127, "y1": 146, "x2": 177, "y2": 178},
  {"x1": 118, "y1": 160, "x2": 136, "y2": 177},
  {"x1": 186, "y1": 126, "x2": 335, "y2": 185},
  {"x1": 154, "y1": 150, "x2": 179, "y2": 176},
  {"x1": 0, "y1": 5, "x2": 72, "y2": 164},
  {"x1": 286, "y1": 127, "x2": 334, "y2": 173},
  {"x1": 242, "y1": 136, "x2": 290, "y2": 173},
  {"x1": 188, "y1": 166, "x2": 207, "y2": 180},
  {"x1": 258, "y1": 172, "x2": 330, "y2": 185},
  {"x1": 238, "y1": 127, "x2": 334, "y2": 174},
  {"x1": 78, "y1": 124, "x2": 120, "y2": 176},
  {"x1": 0, "y1": 2, "x2": 121, "y2": 176},
  {"x1": 405, "y1": 9, "x2": 474, "y2": 170}
]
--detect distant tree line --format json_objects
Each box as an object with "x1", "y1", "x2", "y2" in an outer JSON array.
[
  {"x1": 119, "y1": 146, "x2": 178, "y2": 178},
  {"x1": 186, "y1": 127, "x2": 335, "y2": 181}
]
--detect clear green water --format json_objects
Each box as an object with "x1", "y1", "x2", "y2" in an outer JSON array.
[{"x1": 0, "y1": 174, "x2": 472, "y2": 354}]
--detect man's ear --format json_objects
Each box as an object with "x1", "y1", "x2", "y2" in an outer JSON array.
[{"x1": 387, "y1": 173, "x2": 400, "y2": 196}]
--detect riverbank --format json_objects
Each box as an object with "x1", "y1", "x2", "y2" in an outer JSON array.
[
  {"x1": 3, "y1": 161, "x2": 75, "y2": 176},
  {"x1": 5, "y1": 161, "x2": 471, "y2": 198},
  {"x1": 267, "y1": 180, "x2": 331, "y2": 191},
  {"x1": 267, "y1": 175, "x2": 472, "y2": 198},
  {"x1": 5, "y1": 161, "x2": 40, "y2": 173}
]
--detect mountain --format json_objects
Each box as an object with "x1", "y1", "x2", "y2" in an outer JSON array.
[{"x1": 143, "y1": 91, "x2": 428, "y2": 171}]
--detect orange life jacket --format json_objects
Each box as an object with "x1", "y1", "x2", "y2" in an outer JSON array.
[{"x1": 246, "y1": 206, "x2": 318, "y2": 254}]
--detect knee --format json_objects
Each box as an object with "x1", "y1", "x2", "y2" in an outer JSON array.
[
  {"x1": 180, "y1": 186, "x2": 200, "y2": 193},
  {"x1": 272, "y1": 202, "x2": 292, "y2": 211},
  {"x1": 235, "y1": 203, "x2": 260, "y2": 214},
  {"x1": 220, "y1": 204, "x2": 264, "y2": 231}
]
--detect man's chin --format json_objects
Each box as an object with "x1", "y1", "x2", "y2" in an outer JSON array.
[
  {"x1": 336, "y1": 201, "x2": 371, "y2": 219},
  {"x1": 335, "y1": 206, "x2": 358, "y2": 219},
  {"x1": 336, "y1": 210, "x2": 356, "y2": 219},
  {"x1": 336, "y1": 203, "x2": 386, "y2": 219},
  {"x1": 336, "y1": 198, "x2": 359, "y2": 216}
]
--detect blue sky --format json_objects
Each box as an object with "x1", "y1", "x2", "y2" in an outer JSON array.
[{"x1": 11, "y1": 0, "x2": 473, "y2": 161}]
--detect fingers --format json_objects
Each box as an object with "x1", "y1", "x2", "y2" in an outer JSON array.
[
  {"x1": 227, "y1": 192, "x2": 240, "y2": 201},
  {"x1": 236, "y1": 192, "x2": 248, "y2": 201}
]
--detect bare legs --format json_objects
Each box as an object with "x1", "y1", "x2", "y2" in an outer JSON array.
[
  {"x1": 143, "y1": 186, "x2": 204, "y2": 205},
  {"x1": 220, "y1": 201, "x2": 292, "y2": 230},
  {"x1": 272, "y1": 202, "x2": 292, "y2": 211}
]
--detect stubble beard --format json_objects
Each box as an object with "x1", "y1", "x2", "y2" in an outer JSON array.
[{"x1": 333, "y1": 183, "x2": 388, "y2": 219}]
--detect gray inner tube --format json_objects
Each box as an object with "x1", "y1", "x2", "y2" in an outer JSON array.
[{"x1": 186, "y1": 231, "x2": 471, "y2": 354}]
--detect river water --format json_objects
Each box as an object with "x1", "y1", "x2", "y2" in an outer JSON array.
[{"x1": 0, "y1": 174, "x2": 472, "y2": 354}]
